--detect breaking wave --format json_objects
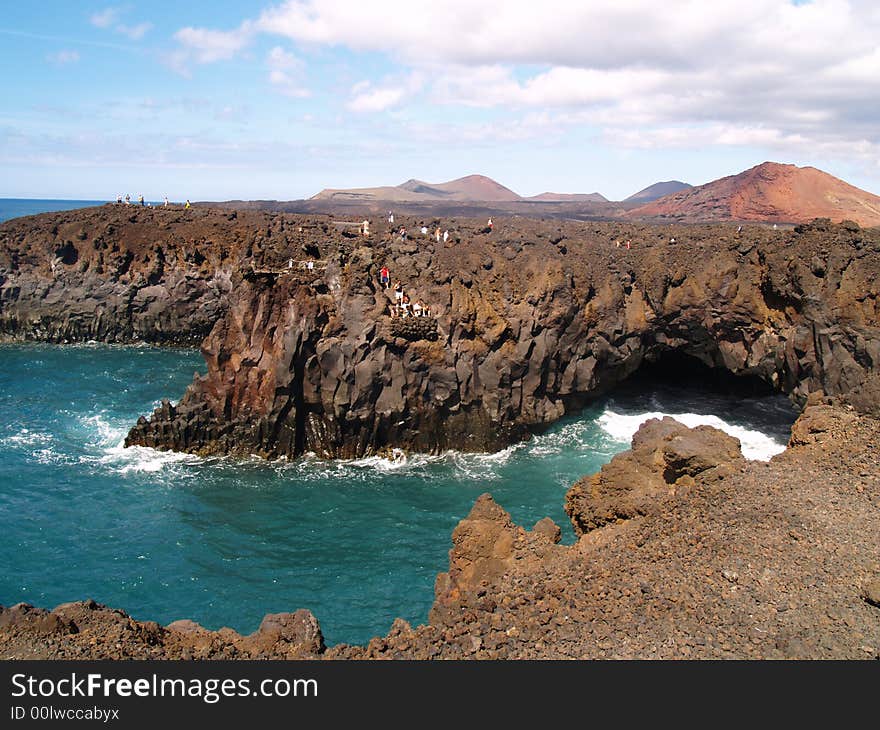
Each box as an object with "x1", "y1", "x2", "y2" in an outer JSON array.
[
  {"x1": 79, "y1": 412, "x2": 201, "y2": 475},
  {"x1": 597, "y1": 410, "x2": 786, "y2": 461}
]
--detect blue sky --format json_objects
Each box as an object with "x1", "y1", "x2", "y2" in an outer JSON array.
[{"x1": 2, "y1": 1, "x2": 879, "y2": 201}]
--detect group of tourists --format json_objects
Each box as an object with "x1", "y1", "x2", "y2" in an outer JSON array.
[
  {"x1": 361, "y1": 215, "x2": 455, "y2": 243},
  {"x1": 379, "y1": 266, "x2": 432, "y2": 319},
  {"x1": 394, "y1": 224, "x2": 450, "y2": 243},
  {"x1": 115, "y1": 194, "x2": 190, "y2": 209},
  {"x1": 287, "y1": 259, "x2": 317, "y2": 272}
]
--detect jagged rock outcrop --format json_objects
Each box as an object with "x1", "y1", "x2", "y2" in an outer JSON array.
[
  {"x1": 0, "y1": 600, "x2": 325, "y2": 660},
  {"x1": 329, "y1": 405, "x2": 880, "y2": 659},
  {"x1": 564, "y1": 417, "x2": 744, "y2": 535},
  {"x1": 430, "y1": 494, "x2": 563, "y2": 626}
]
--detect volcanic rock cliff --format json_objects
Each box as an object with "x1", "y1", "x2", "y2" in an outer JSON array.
[
  {"x1": 2, "y1": 206, "x2": 879, "y2": 459},
  {"x1": 0, "y1": 205, "x2": 249, "y2": 344},
  {"x1": 125, "y1": 215, "x2": 880, "y2": 459}
]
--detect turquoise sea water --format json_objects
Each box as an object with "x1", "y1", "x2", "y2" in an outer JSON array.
[
  {"x1": 0, "y1": 344, "x2": 797, "y2": 645},
  {"x1": 0, "y1": 199, "x2": 106, "y2": 223}
]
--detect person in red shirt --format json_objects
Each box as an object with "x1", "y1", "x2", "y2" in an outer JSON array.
[{"x1": 380, "y1": 266, "x2": 390, "y2": 288}]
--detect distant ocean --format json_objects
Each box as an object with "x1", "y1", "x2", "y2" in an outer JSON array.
[{"x1": 0, "y1": 198, "x2": 107, "y2": 223}]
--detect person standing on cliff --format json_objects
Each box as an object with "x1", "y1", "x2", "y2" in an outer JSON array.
[
  {"x1": 443, "y1": 229, "x2": 449, "y2": 243},
  {"x1": 435, "y1": 227, "x2": 441, "y2": 242},
  {"x1": 362, "y1": 219, "x2": 370, "y2": 236},
  {"x1": 488, "y1": 218, "x2": 493, "y2": 231},
  {"x1": 185, "y1": 199, "x2": 191, "y2": 210},
  {"x1": 164, "y1": 196, "x2": 169, "y2": 208},
  {"x1": 124, "y1": 194, "x2": 130, "y2": 205},
  {"x1": 380, "y1": 265, "x2": 390, "y2": 289},
  {"x1": 393, "y1": 281, "x2": 404, "y2": 304},
  {"x1": 138, "y1": 194, "x2": 144, "y2": 206},
  {"x1": 116, "y1": 194, "x2": 122, "y2": 204},
  {"x1": 388, "y1": 211, "x2": 394, "y2": 224}
]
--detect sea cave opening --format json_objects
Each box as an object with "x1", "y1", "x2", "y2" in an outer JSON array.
[{"x1": 594, "y1": 351, "x2": 800, "y2": 452}]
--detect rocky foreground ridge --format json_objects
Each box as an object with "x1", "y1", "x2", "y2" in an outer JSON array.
[{"x1": 2, "y1": 400, "x2": 879, "y2": 659}]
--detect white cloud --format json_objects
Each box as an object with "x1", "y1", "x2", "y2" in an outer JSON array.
[
  {"x1": 348, "y1": 86, "x2": 404, "y2": 113},
  {"x1": 46, "y1": 50, "x2": 80, "y2": 65},
  {"x1": 269, "y1": 70, "x2": 311, "y2": 97},
  {"x1": 89, "y1": 7, "x2": 120, "y2": 29},
  {"x1": 167, "y1": 0, "x2": 880, "y2": 166},
  {"x1": 90, "y1": 7, "x2": 152, "y2": 40},
  {"x1": 174, "y1": 25, "x2": 253, "y2": 63},
  {"x1": 266, "y1": 46, "x2": 309, "y2": 97},
  {"x1": 116, "y1": 22, "x2": 153, "y2": 40},
  {"x1": 267, "y1": 45, "x2": 299, "y2": 69},
  {"x1": 347, "y1": 72, "x2": 423, "y2": 112}
]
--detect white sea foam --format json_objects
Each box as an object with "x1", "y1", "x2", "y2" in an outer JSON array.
[
  {"x1": 79, "y1": 412, "x2": 201, "y2": 475},
  {"x1": 100, "y1": 442, "x2": 202, "y2": 474},
  {"x1": 348, "y1": 450, "x2": 418, "y2": 473},
  {"x1": 1, "y1": 428, "x2": 53, "y2": 448},
  {"x1": 597, "y1": 410, "x2": 786, "y2": 461},
  {"x1": 266, "y1": 446, "x2": 517, "y2": 483}
]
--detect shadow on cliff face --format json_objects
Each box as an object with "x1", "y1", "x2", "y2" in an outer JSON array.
[{"x1": 598, "y1": 351, "x2": 800, "y2": 446}]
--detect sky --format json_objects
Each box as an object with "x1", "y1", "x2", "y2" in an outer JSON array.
[{"x1": 1, "y1": 0, "x2": 879, "y2": 201}]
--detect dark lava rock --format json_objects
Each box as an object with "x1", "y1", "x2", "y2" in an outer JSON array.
[{"x1": 4, "y1": 208, "x2": 880, "y2": 464}]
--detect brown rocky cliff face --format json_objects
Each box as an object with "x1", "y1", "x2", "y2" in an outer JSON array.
[
  {"x1": 127, "y1": 217, "x2": 880, "y2": 458},
  {"x1": 0, "y1": 205, "x2": 265, "y2": 344},
  {"x1": 3, "y1": 207, "x2": 879, "y2": 458}
]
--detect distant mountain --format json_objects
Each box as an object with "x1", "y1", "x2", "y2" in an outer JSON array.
[
  {"x1": 524, "y1": 192, "x2": 608, "y2": 203},
  {"x1": 624, "y1": 181, "x2": 692, "y2": 203},
  {"x1": 311, "y1": 174, "x2": 520, "y2": 203},
  {"x1": 398, "y1": 175, "x2": 520, "y2": 202},
  {"x1": 629, "y1": 162, "x2": 880, "y2": 227}
]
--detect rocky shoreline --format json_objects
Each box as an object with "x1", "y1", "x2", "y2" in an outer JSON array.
[
  {"x1": 2, "y1": 400, "x2": 878, "y2": 659},
  {"x1": 1, "y1": 205, "x2": 879, "y2": 658}
]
